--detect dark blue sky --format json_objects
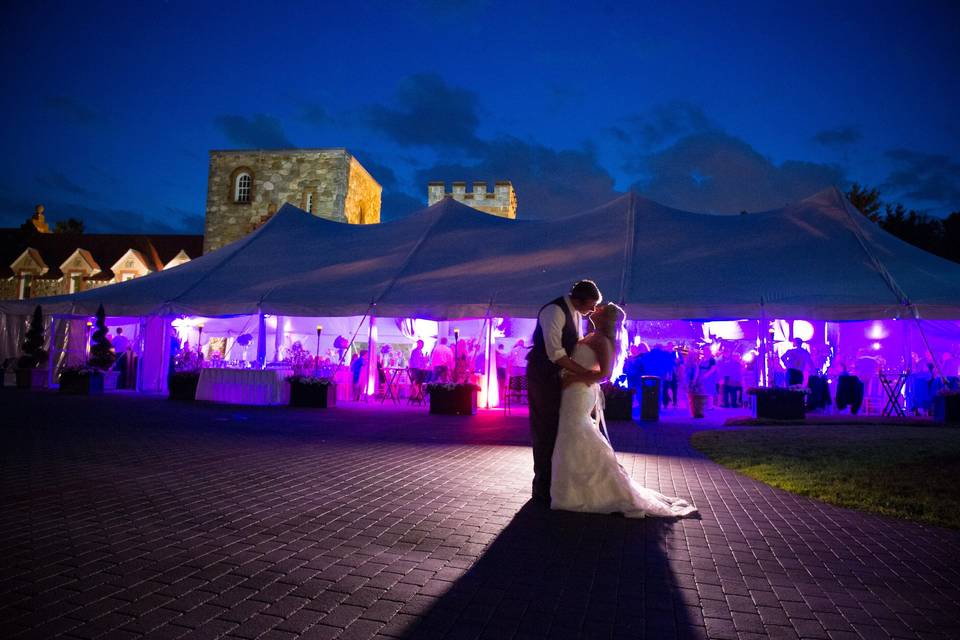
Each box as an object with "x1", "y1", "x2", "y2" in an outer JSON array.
[{"x1": 2, "y1": 1, "x2": 958, "y2": 233}]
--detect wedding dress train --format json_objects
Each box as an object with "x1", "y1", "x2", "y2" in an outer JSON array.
[{"x1": 550, "y1": 342, "x2": 697, "y2": 518}]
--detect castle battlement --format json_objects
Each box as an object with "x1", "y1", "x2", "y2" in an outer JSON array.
[{"x1": 427, "y1": 181, "x2": 517, "y2": 219}]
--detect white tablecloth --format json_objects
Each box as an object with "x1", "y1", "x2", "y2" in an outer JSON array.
[{"x1": 195, "y1": 367, "x2": 293, "y2": 405}]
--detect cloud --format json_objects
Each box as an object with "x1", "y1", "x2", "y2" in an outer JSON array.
[
  {"x1": 381, "y1": 191, "x2": 425, "y2": 222},
  {"x1": 214, "y1": 114, "x2": 293, "y2": 149},
  {"x1": 812, "y1": 126, "x2": 861, "y2": 147},
  {"x1": 632, "y1": 131, "x2": 846, "y2": 213},
  {"x1": 162, "y1": 206, "x2": 205, "y2": 234},
  {"x1": 620, "y1": 102, "x2": 717, "y2": 148},
  {"x1": 300, "y1": 103, "x2": 329, "y2": 126},
  {"x1": 42, "y1": 95, "x2": 99, "y2": 125},
  {"x1": 365, "y1": 74, "x2": 484, "y2": 152},
  {"x1": 36, "y1": 170, "x2": 98, "y2": 199},
  {"x1": 883, "y1": 148, "x2": 960, "y2": 205},
  {"x1": 415, "y1": 136, "x2": 619, "y2": 218}
]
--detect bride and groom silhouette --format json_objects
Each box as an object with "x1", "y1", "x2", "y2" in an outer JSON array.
[{"x1": 527, "y1": 280, "x2": 697, "y2": 518}]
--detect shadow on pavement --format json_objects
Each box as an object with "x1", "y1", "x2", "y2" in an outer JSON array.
[{"x1": 399, "y1": 500, "x2": 697, "y2": 639}]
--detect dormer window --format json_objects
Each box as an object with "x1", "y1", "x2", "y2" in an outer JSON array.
[{"x1": 235, "y1": 173, "x2": 252, "y2": 203}]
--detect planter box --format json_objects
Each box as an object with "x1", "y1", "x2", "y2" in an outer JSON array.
[
  {"x1": 290, "y1": 382, "x2": 337, "y2": 408},
  {"x1": 429, "y1": 386, "x2": 477, "y2": 416},
  {"x1": 16, "y1": 368, "x2": 49, "y2": 389},
  {"x1": 934, "y1": 394, "x2": 960, "y2": 425},
  {"x1": 102, "y1": 370, "x2": 120, "y2": 391},
  {"x1": 688, "y1": 393, "x2": 708, "y2": 419},
  {"x1": 752, "y1": 388, "x2": 806, "y2": 421},
  {"x1": 59, "y1": 371, "x2": 104, "y2": 395},
  {"x1": 604, "y1": 390, "x2": 635, "y2": 421},
  {"x1": 168, "y1": 373, "x2": 200, "y2": 401}
]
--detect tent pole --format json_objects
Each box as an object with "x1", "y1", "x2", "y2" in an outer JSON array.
[
  {"x1": 273, "y1": 315, "x2": 283, "y2": 363},
  {"x1": 257, "y1": 307, "x2": 266, "y2": 369},
  {"x1": 758, "y1": 299, "x2": 768, "y2": 387},
  {"x1": 366, "y1": 312, "x2": 377, "y2": 397},
  {"x1": 47, "y1": 316, "x2": 56, "y2": 387}
]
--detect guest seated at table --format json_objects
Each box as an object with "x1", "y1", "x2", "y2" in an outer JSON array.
[{"x1": 430, "y1": 337, "x2": 454, "y2": 382}]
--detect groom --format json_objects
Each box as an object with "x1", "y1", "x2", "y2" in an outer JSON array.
[{"x1": 527, "y1": 279, "x2": 602, "y2": 503}]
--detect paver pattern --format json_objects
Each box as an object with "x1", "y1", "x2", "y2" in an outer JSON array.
[{"x1": 1, "y1": 391, "x2": 958, "y2": 640}]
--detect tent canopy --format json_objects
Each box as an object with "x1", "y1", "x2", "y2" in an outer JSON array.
[{"x1": 3, "y1": 187, "x2": 960, "y2": 320}]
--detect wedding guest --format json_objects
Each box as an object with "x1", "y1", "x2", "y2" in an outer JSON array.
[
  {"x1": 781, "y1": 338, "x2": 814, "y2": 386},
  {"x1": 717, "y1": 350, "x2": 743, "y2": 408},
  {"x1": 697, "y1": 346, "x2": 718, "y2": 404},
  {"x1": 409, "y1": 339, "x2": 429, "y2": 391},
  {"x1": 495, "y1": 344, "x2": 508, "y2": 389},
  {"x1": 112, "y1": 327, "x2": 131, "y2": 388},
  {"x1": 430, "y1": 337, "x2": 454, "y2": 382},
  {"x1": 351, "y1": 350, "x2": 368, "y2": 400},
  {"x1": 509, "y1": 339, "x2": 528, "y2": 376}
]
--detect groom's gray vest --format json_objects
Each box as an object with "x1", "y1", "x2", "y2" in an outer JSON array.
[{"x1": 527, "y1": 297, "x2": 578, "y2": 381}]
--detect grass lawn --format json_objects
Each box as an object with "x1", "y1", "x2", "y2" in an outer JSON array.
[{"x1": 690, "y1": 425, "x2": 960, "y2": 529}]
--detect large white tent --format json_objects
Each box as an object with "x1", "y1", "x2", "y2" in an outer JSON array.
[{"x1": 3, "y1": 186, "x2": 960, "y2": 321}]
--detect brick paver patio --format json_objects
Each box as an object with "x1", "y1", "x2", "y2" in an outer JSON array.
[{"x1": 1, "y1": 390, "x2": 958, "y2": 640}]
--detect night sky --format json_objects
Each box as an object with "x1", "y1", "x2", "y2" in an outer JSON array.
[{"x1": 2, "y1": 1, "x2": 958, "y2": 233}]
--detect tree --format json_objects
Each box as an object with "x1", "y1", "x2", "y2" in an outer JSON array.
[
  {"x1": 88, "y1": 304, "x2": 115, "y2": 370},
  {"x1": 54, "y1": 218, "x2": 85, "y2": 234},
  {"x1": 943, "y1": 211, "x2": 960, "y2": 264},
  {"x1": 846, "y1": 183, "x2": 883, "y2": 222},
  {"x1": 19, "y1": 305, "x2": 48, "y2": 368}
]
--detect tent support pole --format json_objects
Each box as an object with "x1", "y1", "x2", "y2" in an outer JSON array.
[
  {"x1": 366, "y1": 312, "x2": 377, "y2": 398},
  {"x1": 257, "y1": 307, "x2": 266, "y2": 369},
  {"x1": 758, "y1": 299, "x2": 768, "y2": 388},
  {"x1": 47, "y1": 316, "x2": 56, "y2": 387}
]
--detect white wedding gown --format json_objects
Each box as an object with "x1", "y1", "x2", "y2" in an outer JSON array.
[{"x1": 551, "y1": 341, "x2": 698, "y2": 518}]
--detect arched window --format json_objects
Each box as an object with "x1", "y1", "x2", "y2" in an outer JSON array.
[
  {"x1": 234, "y1": 173, "x2": 252, "y2": 203},
  {"x1": 306, "y1": 192, "x2": 314, "y2": 213}
]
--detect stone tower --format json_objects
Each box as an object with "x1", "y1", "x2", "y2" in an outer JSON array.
[
  {"x1": 427, "y1": 181, "x2": 517, "y2": 219},
  {"x1": 204, "y1": 148, "x2": 382, "y2": 253}
]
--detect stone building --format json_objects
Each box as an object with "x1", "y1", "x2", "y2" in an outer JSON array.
[
  {"x1": 204, "y1": 148, "x2": 382, "y2": 253},
  {"x1": 427, "y1": 181, "x2": 517, "y2": 219},
  {"x1": 0, "y1": 207, "x2": 202, "y2": 300}
]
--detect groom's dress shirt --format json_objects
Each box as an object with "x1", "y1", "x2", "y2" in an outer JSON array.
[{"x1": 538, "y1": 295, "x2": 582, "y2": 363}]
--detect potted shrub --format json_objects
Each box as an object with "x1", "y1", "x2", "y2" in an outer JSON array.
[
  {"x1": 748, "y1": 386, "x2": 807, "y2": 421},
  {"x1": 59, "y1": 366, "x2": 103, "y2": 395},
  {"x1": 168, "y1": 346, "x2": 201, "y2": 401},
  {"x1": 287, "y1": 374, "x2": 337, "y2": 408},
  {"x1": 427, "y1": 382, "x2": 479, "y2": 415},
  {"x1": 87, "y1": 304, "x2": 115, "y2": 377},
  {"x1": 16, "y1": 305, "x2": 49, "y2": 389},
  {"x1": 687, "y1": 380, "x2": 709, "y2": 419},
  {"x1": 933, "y1": 389, "x2": 960, "y2": 425},
  {"x1": 601, "y1": 382, "x2": 635, "y2": 421}
]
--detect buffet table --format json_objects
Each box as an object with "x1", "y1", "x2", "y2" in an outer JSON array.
[{"x1": 195, "y1": 367, "x2": 293, "y2": 405}]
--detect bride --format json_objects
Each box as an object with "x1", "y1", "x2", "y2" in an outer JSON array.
[{"x1": 551, "y1": 303, "x2": 697, "y2": 518}]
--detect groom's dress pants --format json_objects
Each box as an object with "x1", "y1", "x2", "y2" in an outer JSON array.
[{"x1": 527, "y1": 367, "x2": 561, "y2": 501}]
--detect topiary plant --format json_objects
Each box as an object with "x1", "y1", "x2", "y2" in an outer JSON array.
[
  {"x1": 19, "y1": 305, "x2": 48, "y2": 369},
  {"x1": 88, "y1": 304, "x2": 115, "y2": 371}
]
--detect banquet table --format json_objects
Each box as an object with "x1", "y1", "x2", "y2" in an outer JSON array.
[{"x1": 195, "y1": 367, "x2": 293, "y2": 405}]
